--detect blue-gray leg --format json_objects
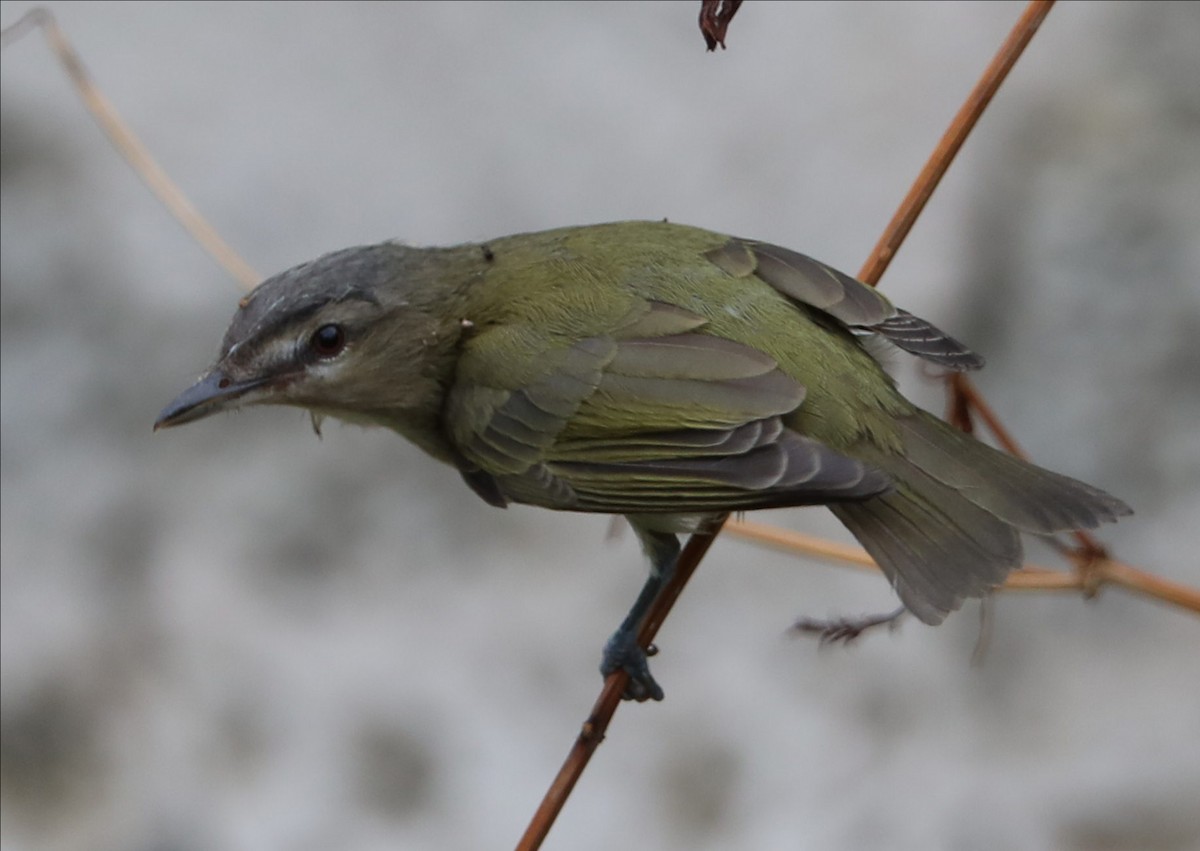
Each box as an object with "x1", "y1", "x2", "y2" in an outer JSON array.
[{"x1": 600, "y1": 527, "x2": 680, "y2": 702}]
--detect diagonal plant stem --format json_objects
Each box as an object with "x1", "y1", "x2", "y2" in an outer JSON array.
[
  {"x1": 856, "y1": 0, "x2": 1055, "y2": 287},
  {"x1": 515, "y1": 2, "x2": 1058, "y2": 848},
  {"x1": 0, "y1": 7, "x2": 262, "y2": 290}
]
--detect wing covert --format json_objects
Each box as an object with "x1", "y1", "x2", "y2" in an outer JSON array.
[{"x1": 445, "y1": 303, "x2": 889, "y2": 514}]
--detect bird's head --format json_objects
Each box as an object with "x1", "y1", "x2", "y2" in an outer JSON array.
[{"x1": 155, "y1": 243, "x2": 466, "y2": 438}]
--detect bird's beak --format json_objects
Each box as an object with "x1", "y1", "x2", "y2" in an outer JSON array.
[{"x1": 154, "y1": 370, "x2": 269, "y2": 430}]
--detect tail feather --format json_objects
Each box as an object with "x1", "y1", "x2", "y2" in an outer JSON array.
[
  {"x1": 834, "y1": 411, "x2": 1131, "y2": 624},
  {"x1": 832, "y1": 479, "x2": 1020, "y2": 625},
  {"x1": 896, "y1": 411, "x2": 1132, "y2": 533}
]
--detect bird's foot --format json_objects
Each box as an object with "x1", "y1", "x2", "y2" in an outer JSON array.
[
  {"x1": 791, "y1": 606, "x2": 906, "y2": 645},
  {"x1": 600, "y1": 627, "x2": 664, "y2": 702}
]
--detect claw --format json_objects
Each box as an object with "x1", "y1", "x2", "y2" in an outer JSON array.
[
  {"x1": 601, "y1": 628, "x2": 664, "y2": 702},
  {"x1": 599, "y1": 524, "x2": 679, "y2": 701},
  {"x1": 791, "y1": 606, "x2": 907, "y2": 645}
]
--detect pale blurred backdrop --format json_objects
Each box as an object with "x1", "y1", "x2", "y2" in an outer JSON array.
[{"x1": 2, "y1": 3, "x2": 1198, "y2": 850}]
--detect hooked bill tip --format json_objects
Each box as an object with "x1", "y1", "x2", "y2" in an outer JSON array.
[{"x1": 154, "y1": 370, "x2": 266, "y2": 431}]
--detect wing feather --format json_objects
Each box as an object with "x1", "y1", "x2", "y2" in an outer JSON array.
[
  {"x1": 447, "y1": 310, "x2": 890, "y2": 514},
  {"x1": 704, "y1": 238, "x2": 983, "y2": 371}
]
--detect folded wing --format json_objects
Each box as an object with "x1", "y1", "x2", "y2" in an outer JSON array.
[{"x1": 445, "y1": 301, "x2": 890, "y2": 514}]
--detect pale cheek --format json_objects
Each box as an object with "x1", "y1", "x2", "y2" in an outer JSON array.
[
  {"x1": 273, "y1": 362, "x2": 341, "y2": 405},
  {"x1": 307, "y1": 361, "x2": 345, "y2": 382}
]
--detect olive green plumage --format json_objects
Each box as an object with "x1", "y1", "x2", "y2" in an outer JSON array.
[{"x1": 157, "y1": 220, "x2": 1130, "y2": 628}]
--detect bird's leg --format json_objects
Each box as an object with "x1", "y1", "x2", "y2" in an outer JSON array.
[{"x1": 600, "y1": 527, "x2": 680, "y2": 702}]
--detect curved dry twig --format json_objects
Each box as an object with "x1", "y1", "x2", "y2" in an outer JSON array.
[{"x1": 1, "y1": 7, "x2": 261, "y2": 290}]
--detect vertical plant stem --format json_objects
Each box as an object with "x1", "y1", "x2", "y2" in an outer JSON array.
[{"x1": 515, "y1": 3, "x2": 1057, "y2": 849}]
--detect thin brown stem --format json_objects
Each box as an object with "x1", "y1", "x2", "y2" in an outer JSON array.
[
  {"x1": 517, "y1": 3, "x2": 1059, "y2": 848},
  {"x1": 515, "y1": 527, "x2": 724, "y2": 851},
  {"x1": 857, "y1": 0, "x2": 1055, "y2": 286},
  {"x1": 1, "y1": 8, "x2": 261, "y2": 290},
  {"x1": 947, "y1": 373, "x2": 1029, "y2": 458},
  {"x1": 727, "y1": 519, "x2": 1200, "y2": 615}
]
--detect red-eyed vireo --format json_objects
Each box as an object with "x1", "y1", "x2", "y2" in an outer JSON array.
[{"x1": 156, "y1": 221, "x2": 1131, "y2": 701}]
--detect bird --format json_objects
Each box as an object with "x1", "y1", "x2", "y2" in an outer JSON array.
[{"x1": 155, "y1": 220, "x2": 1131, "y2": 701}]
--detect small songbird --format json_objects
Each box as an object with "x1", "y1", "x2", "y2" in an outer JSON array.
[{"x1": 156, "y1": 221, "x2": 1131, "y2": 701}]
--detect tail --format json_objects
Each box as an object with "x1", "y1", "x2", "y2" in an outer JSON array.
[{"x1": 831, "y1": 410, "x2": 1132, "y2": 624}]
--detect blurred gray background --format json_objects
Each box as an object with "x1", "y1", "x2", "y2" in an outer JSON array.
[{"x1": 2, "y1": 3, "x2": 1198, "y2": 850}]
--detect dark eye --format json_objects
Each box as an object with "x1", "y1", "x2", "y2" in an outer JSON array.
[{"x1": 310, "y1": 324, "x2": 346, "y2": 358}]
